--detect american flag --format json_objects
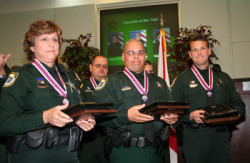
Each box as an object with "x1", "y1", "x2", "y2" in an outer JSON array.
[
  {"x1": 130, "y1": 30, "x2": 147, "y2": 45},
  {"x1": 153, "y1": 28, "x2": 171, "y2": 44},
  {"x1": 108, "y1": 32, "x2": 124, "y2": 46}
]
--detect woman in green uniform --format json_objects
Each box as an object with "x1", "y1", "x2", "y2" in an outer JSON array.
[{"x1": 0, "y1": 20, "x2": 95, "y2": 163}]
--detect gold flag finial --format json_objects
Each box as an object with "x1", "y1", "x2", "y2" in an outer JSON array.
[{"x1": 160, "y1": 13, "x2": 164, "y2": 28}]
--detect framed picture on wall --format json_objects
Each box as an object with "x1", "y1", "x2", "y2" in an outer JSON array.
[{"x1": 100, "y1": 3, "x2": 179, "y2": 74}]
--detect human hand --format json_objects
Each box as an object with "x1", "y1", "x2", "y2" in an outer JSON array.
[
  {"x1": 76, "y1": 113, "x2": 96, "y2": 131},
  {"x1": 0, "y1": 53, "x2": 11, "y2": 75},
  {"x1": 160, "y1": 113, "x2": 179, "y2": 124},
  {"x1": 189, "y1": 110, "x2": 205, "y2": 123},
  {"x1": 43, "y1": 103, "x2": 73, "y2": 127},
  {"x1": 128, "y1": 104, "x2": 154, "y2": 123}
]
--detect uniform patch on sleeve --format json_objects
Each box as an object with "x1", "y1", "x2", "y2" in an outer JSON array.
[
  {"x1": 74, "y1": 71, "x2": 82, "y2": 81},
  {"x1": 95, "y1": 78, "x2": 108, "y2": 91},
  {"x1": 3, "y1": 72, "x2": 19, "y2": 87},
  {"x1": 170, "y1": 77, "x2": 177, "y2": 88}
]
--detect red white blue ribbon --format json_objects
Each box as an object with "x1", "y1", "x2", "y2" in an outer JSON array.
[
  {"x1": 90, "y1": 76, "x2": 98, "y2": 90},
  {"x1": 124, "y1": 68, "x2": 148, "y2": 96},
  {"x1": 191, "y1": 64, "x2": 213, "y2": 91},
  {"x1": 32, "y1": 59, "x2": 67, "y2": 97}
]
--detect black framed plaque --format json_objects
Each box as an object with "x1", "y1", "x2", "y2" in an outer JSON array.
[
  {"x1": 139, "y1": 101, "x2": 190, "y2": 116},
  {"x1": 202, "y1": 104, "x2": 239, "y2": 124},
  {"x1": 63, "y1": 102, "x2": 116, "y2": 118}
]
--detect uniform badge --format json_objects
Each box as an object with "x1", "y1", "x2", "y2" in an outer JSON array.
[
  {"x1": 65, "y1": 81, "x2": 76, "y2": 93},
  {"x1": 3, "y1": 72, "x2": 19, "y2": 87},
  {"x1": 95, "y1": 78, "x2": 108, "y2": 91},
  {"x1": 122, "y1": 86, "x2": 131, "y2": 91},
  {"x1": 189, "y1": 81, "x2": 198, "y2": 88},
  {"x1": 156, "y1": 81, "x2": 162, "y2": 88}
]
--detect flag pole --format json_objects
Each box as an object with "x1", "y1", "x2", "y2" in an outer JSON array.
[
  {"x1": 158, "y1": 13, "x2": 170, "y2": 87},
  {"x1": 158, "y1": 14, "x2": 178, "y2": 163},
  {"x1": 160, "y1": 13, "x2": 164, "y2": 28}
]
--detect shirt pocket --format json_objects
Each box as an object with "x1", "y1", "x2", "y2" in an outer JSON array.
[
  {"x1": 185, "y1": 87, "x2": 203, "y2": 102},
  {"x1": 32, "y1": 86, "x2": 61, "y2": 111},
  {"x1": 151, "y1": 86, "x2": 169, "y2": 101},
  {"x1": 117, "y1": 86, "x2": 139, "y2": 101},
  {"x1": 213, "y1": 87, "x2": 227, "y2": 104}
]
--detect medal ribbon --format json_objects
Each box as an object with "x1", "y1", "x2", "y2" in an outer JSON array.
[
  {"x1": 191, "y1": 64, "x2": 213, "y2": 91},
  {"x1": 90, "y1": 76, "x2": 98, "y2": 90},
  {"x1": 124, "y1": 68, "x2": 148, "y2": 95},
  {"x1": 32, "y1": 59, "x2": 67, "y2": 97}
]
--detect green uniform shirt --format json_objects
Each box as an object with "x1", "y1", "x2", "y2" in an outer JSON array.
[
  {"x1": 94, "y1": 70, "x2": 173, "y2": 163},
  {"x1": 0, "y1": 65, "x2": 11, "y2": 94},
  {"x1": 172, "y1": 67, "x2": 245, "y2": 124},
  {"x1": 171, "y1": 67, "x2": 245, "y2": 163},
  {"x1": 0, "y1": 62, "x2": 82, "y2": 163},
  {"x1": 0, "y1": 65, "x2": 11, "y2": 163},
  {"x1": 94, "y1": 71, "x2": 173, "y2": 136},
  {"x1": 79, "y1": 78, "x2": 109, "y2": 163},
  {"x1": 80, "y1": 78, "x2": 98, "y2": 102}
]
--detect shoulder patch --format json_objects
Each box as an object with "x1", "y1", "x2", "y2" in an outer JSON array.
[
  {"x1": 170, "y1": 77, "x2": 177, "y2": 89},
  {"x1": 3, "y1": 72, "x2": 19, "y2": 87},
  {"x1": 95, "y1": 78, "x2": 108, "y2": 91},
  {"x1": 74, "y1": 71, "x2": 82, "y2": 81}
]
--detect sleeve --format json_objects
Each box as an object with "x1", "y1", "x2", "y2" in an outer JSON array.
[
  {"x1": 171, "y1": 76, "x2": 186, "y2": 102},
  {"x1": 158, "y1": 76, "x2": 173, "y2": 101},
  {"x1": 171, "y1": 76, "x2": 192, "y2": 126},
  {"x1": 222, "y1": 73, "x2": 246, "y2": 117},
  {"x1": 0, "y1": 65, "x2": 11, "y2": 89},
  {"x1": 0, "y1": 71, "x2": 45, "y2": 137},
  {"x1": 93, "y1": 76, "x2": 132, "y2": 128},
  {"x1": 79, "y1": 81, "x2": 86, "y2": 102},
  {"x1": 68, "y1": 70, "x2": 84, "y2": 103}
]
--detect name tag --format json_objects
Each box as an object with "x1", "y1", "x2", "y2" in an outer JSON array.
[{"x1": 122, "y1": 86, "x2": 131, "y2": 91}]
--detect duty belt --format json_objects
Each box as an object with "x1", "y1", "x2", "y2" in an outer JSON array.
[
  {"x1": 130, "y1": 136, "x2": 155, "y2": 148},
  {"x1": 186, "y1": 123, "x2": 229, "y2": 131},
  {"x1": 7, "y1": 126, "x2": 83, "y2": 154},
  {"x1": 103, "y1": 127, "x2": 169, "y2": 155},
  {"x1": 188, "y1": 123, "x2": 208, "y2": 129}
]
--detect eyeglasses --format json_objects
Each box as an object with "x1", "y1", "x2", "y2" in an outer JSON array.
[
  {"x1": 94, "y1": 64, "x2": 108, "y2": 69},
  {"x1": 124, "y1": 50, "x2": 145, "y2": 56}
]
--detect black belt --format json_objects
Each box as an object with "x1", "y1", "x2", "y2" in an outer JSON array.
[
  {"x1": 130, "y1": 136, "x2": 155, "y2": 148},
  {"x1": 103, "y1": 128, "x2": 158, "y2": 148},
  {"x1": 187, "y1": 123, "x2": 209, "y2": 129},
  {"x1": 186, "y1": 123, "x2": 229, "y2": 132},
  {"x1": 7, "y1": 126, "x2": 83, "y2": 154},
  {"x1": 103, "y1": 127, "x2": 169, "y2": 155}
]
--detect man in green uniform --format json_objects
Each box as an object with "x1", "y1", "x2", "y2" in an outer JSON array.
[
  {"x1": 0, "y1": 53, "x2": 11, "y2": 163},
  {"x1": 79, "y1": 55, "x2": 109, "y2": 163},
  {"x1": 171, "y1": 36, "x2": 245, "y2": 163},
  {"x1": 144, "y1": 60, "x2": 154, "y2": 74},
  {"x1": 0, "y1": 53, "x2": 11, "y2": 89},
  {"x1": 94, "y1": 39, "x2": 178, "y2": 163}
]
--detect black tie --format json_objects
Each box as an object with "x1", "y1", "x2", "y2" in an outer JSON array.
[{"x1": 49, "y1": 67, "x2": 64, "y2": 89}]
